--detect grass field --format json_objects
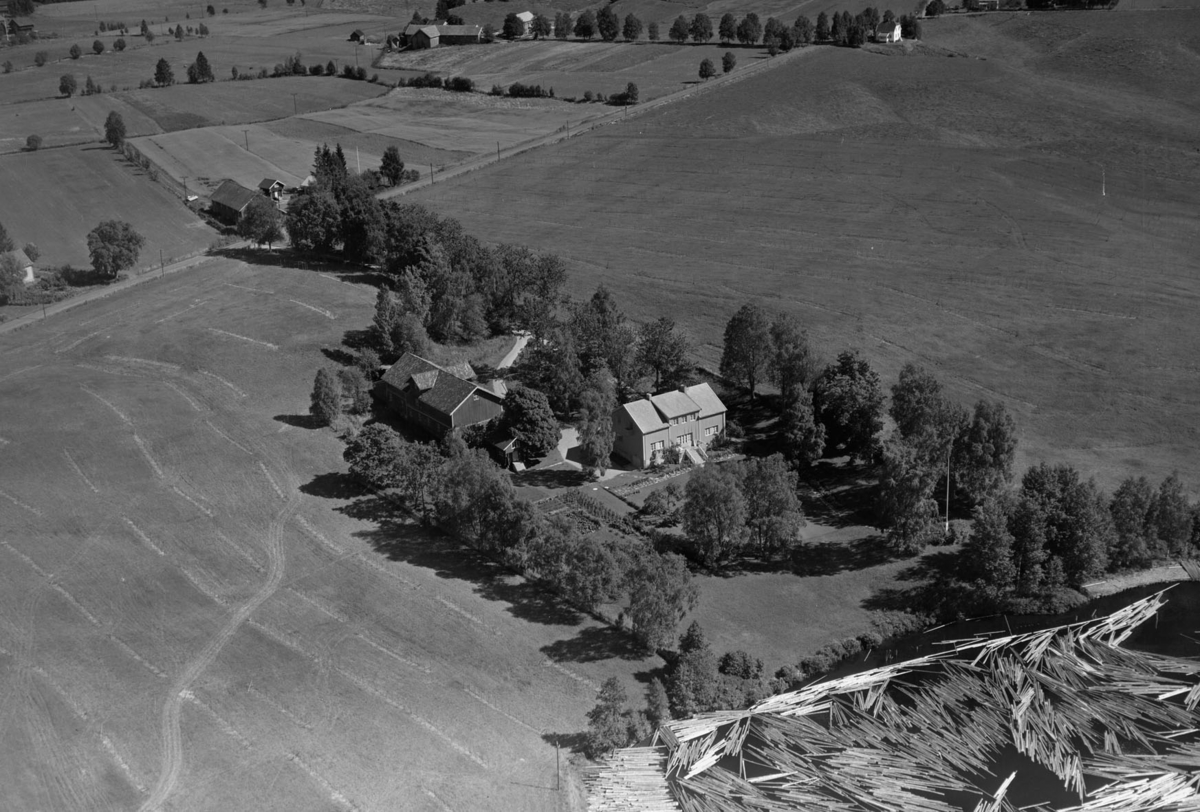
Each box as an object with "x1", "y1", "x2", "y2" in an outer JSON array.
[
  {"x1": 379, "y1": 39, "x2": 775, "y2": 102},
  {"x1": 0, "y1": 145, "x2": 216, "y2": 270},
  {"x1": 412, "y1": 9, "x2": 1200, "y2": 498},
  {"x1": 0, "y1": 256, "x2": 642, "y2": 812}
]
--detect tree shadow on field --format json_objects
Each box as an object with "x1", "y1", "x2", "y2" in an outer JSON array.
[
  {"x1": 300, "y1": 471, "x2": 363, "y2": 500},
  {"x1": 797, "y1": 461, "x2": 880, "y2": 529},
  {"x1": 321, "y1": 346, "x2": 357, "y2": 366},
  {"x1": 513, "y1": 465, "x2": 589, "y2": 492},
  {"x1": 792, "y1": 535, "x2": 897, "y2": 576},
  {"x1": 542, "y1": 731, "x2": 589, "y2": 755},
  {"x1": 339, "y1": 493, "x2": 586, "y2": 628},
  {"x1": 274, "y1": 413, "x2": 320, "y2": 429},
  {"x1": 341, "y1": 328, "x2": 375, "y2": 352},
  {"x1": 540, "y1": 625, "x2": 645, "y2": 663},
  {"x1": 862, "y1": 549, "x2": 962, "y2": 615}
]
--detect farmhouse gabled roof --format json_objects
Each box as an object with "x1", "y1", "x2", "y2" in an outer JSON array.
[
  {"x1": 4, "y1": 249, "x2": 32, "y2": 268},
  {"x1": 380, "y1": 352, "x2": 497, "y2": 417},
  {"x1": 404, "y1": 23, "x2": 441, "y2": 37},
  {"x1": 877, "y1": 20, "x2": 900, "y2": 32},
  {"x1": 210, "y1": 179, "x2": 257, "y2": 212},
  {"x1": 650, "y1": 389, "x2": 700, "y2": 420},
  {"x1": 258, "y1": 178, "x2": 283, "y2": 190},
  {"x1": 619, "y1": 399, "x2": 667, "y2": 435},
  {"x1": 515, "y1": 11, "x2": 535, "y2": 22},
  {"x1": 680, "y1": 383, "x2": 725, "y2": 418}
]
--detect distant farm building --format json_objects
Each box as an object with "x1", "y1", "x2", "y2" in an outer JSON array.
[
  {"x1": 378, "y1": 352, "x2": 504, "y2": 438},
  {"x1": 4, "y1": 249, "x2": 35, "y2": 285},
  {"x1": 3, "y1": 17, "x2": 36, "y2": 41},
  {"x1": 209, "y1": 180, "x2": 258, "y2": 225},
  {"x1": 613, "y1": 384, "x2": 727, "y2": 469},
  {"x1": 875, "y1": 20, "x2": 902, "y2": 42},
  {"x1": 258, "y1": 178, "x2": 285, "y2": 200},
  {"x1": 515, "y1": 11, "x2": 535, "y2": 28},
  {"x1": 402, "y1": 22, "x2": 482, "y2": 48},
  {"x1": 349, "y1": 28, "x2": 366, "y2": 42}
]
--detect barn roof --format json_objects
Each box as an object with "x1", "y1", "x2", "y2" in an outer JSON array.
[
  {"x1": 404, "y1": 23, "x2": 441, "y2": 37},
  {"x1": 210, "y1": 179, "x2": 257, "y2": 212},
  {"x1": 380, "y1": 353, "x2": 495, "y2": 418},
  {"x1": 435, "y1": 24, "x2": 481, "y2": 35}
]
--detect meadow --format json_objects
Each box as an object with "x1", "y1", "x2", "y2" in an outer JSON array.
[
  {"x1": 0, "y1": 256, "x2": 629, "y2": 812},
  {"x1": 0, "y1": 145, "x2": 215, "y2": 269}
]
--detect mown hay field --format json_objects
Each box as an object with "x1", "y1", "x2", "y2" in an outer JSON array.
[
  {"x1": 413, "y1": 9, "x2": 1200, "y2": 496},
  {"x1": 0, "y1": 256, "x2": 633, "y2": 812},
  {"x1": 0, "y1": 145, "x2": 215, "y2": 269}
]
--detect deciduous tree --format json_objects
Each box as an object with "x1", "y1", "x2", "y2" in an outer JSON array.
[
  {"x1": 737, "y1": 454, "x2": 804, "y2": 559},
  {"x1": 719, "y1": 303, "x2": 771, "y2": 397},
  {"x1": 877, "y1": 436, "x2": 940, "y2": 555},
  {"x1": 811, "y1": 350, "x2": 884, "y2": 462},
  {"x1": 1108, "y1": 476, "x2": 1155, "y2": 570},
  {"x1": 622, "y1": 13, "x2": 642, "y2": 41},
  {"x1": 794, "y1": 15, "x2": 814, "y2": 44},
  {"x1": 501, "y1": 12, "x2": 524, "y2": 39},
  {"x1": 769, "y1": 312, "x2": 817, "y2": 402},
  {"x1": 92, "y1": 39, "x2": 105, "y2": 54},
  {"x1": 502, "y1": 385, "x2": 561, "y2": 458},
  {"x1": 684, "y1": 464, "x2": 748, "y2": 569},
  {"x1": 666, "y1": 621, "x2": 719, "y2": 717},
  {"x1": 637, "y1": 316, "x2": 691, "y2": 390},
  {"x1": 625, "y1": 552, "x2": 698, "y2": 651},
  {"x1": 531, "y1": 13, "x2": 552, "y2": 38},
  {"x1": 344, "y1": 423, "x2": 404, "y2": 488},
  {"x1": 596, "y1": 5, "x2": 619, "y2": 41},
  {"x1": 952, "y1": 399, "x2": 1017, "y2": 505},
  {"x1": 736, "y1": 13, "x2": 762, "y2": 45},
  {"x1": 1151, "y1": 473, "x2": 1193, "y2": 557},
  {"x1": 236, "y1": 196, "x2": 283, "y2": 249},
  {"x1": 59, "y1": 73, "x2": 77, "y2": 96},
  {"x1": 379, "y1": 145, "x2": 405, "y2": 187},
  {"x1": 573, "y1": 10, "x2": 596, "y2": 39},
  {"x1": 778, "y1": 388, "x2": 825, "y2": 468},
  {"x1": 554, "y1": 12, "x2": 571, "y2": 38},
  {"x1": 718, "y1": 12, "x2": 737, "y2": 43},
  {"x1": 286, "y1": 190, "x2": 340, "y2": 253},
  {"x1": 69, "y1": 43, "x2": 82, "y2": 59},
  {"x1": 577, "y1": 368, "x2": 616, "y2": 475},
  {"x1": 668, "y1": 15, "x2": 689, "y2": 43},
  {"x1": 960, "y1": 493, "x2": 1017, "y2": 598},
  {"x1": 647, "y1": 21, "x2": 659, "y2": 41},
  {"x1": 721, "y1": 50, "x2": 736, "y2": 73},
  {"x1": 25, "y1": 134, "x2": 42, "y2": 151},
  {"x1": 689, "y1": 13, "x2": 713, "y2": 43},
  {"x1": 86, "y1": 220, "x2": 144, "y2": 278},
  {"x1": 154, "y1": 57, "x2": 174, "y2": 86},
  {"x1": 1019, "y1": 463, "x2": 1113, "y2": 589},
  {"x1": 104, "y1": 110, "x2": 126, "y2": 148},
  {"x1": 310, "y1": 367, "x2": 342, "y2": 426}
]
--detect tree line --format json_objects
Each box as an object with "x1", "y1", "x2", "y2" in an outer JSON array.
[{"x1": 343, "y1": 424, "x2": 699, "y2": 653}]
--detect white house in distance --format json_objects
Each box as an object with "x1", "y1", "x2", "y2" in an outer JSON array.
[
  {"x1": 875, "y1": 20, "x2": 902, "y2": 43},
  {"x1": 3, "y1": 248, "x2": 35, "y2": 285},
  {"x1": 612, "y1": 383, "x2": 727, "y2": 469}
]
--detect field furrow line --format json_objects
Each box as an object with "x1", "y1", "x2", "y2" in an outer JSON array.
[
  {"x1": 198, "y1": 370, "x2": 248, "y2": 398},
  {"x1": 353, "y1": 553, "x2": 419, "y2": 589},
  {"x1": 337, "y1": 669, "x2": 488, "y2": 770},
  {"x1": 25, "y1": 673, "x2": 99, "y2": 812},
  {"x1": 0, "y1": 364, "x2": 41, "y2": 383},
  {"x1": 290, "y1": 588, "x2": 351, "y2": 623},
  {"x1": 170, "y1": 483, "x2": 214, "y2": 517},
  {"x1": 183, "y1": 692, "x2": 253, "y2": 751},
  {"x1": 355, "y1": 632, "x2": 431, "y2": 674},
  {"x1": 247, "y1": 684, "x2": 314, "y2": 730},
  {"x1": 435, "y1": 596, "x2": 497, "y2": 636},
  {"x1": 81, "y1": 385, "x2": 132, "y2": 425},
  {"x1": 462, "y1": 687, "x2": 543, "y2": 735},
  {"x1": 153, "y1": 301, "x2": 207, "y2": 324},
  {"x1": 542, "y1": 660, "x2": 600, "y2": 692},
  {"x1": 138, "y1": 489, "x2": 299, "y2": 812},
  {"x1": 216, "y1": 531, "x2": 264, "y2": 572},
  {"x1": 107, "y1": 635, "x2": 167, "y2": 679},
  {"x1": 2, "y1": 540, "x2": 52, "y2": 578},
  {"x1": 47, "y1": 581, "x2": 102, "y2": 628},
  {"x1": 99, "y1": 734, "x2": 148, "y2": 795},
  {"x1": 55, "y1": 330, "x2": 103, "y2": 354},
  {"x1": 205, "y1": 419, "x2": 253, "y2": 454},
  {"x1": 206, "y1": 328, "x2": 279, "y2": 351},
  {"x1": 105, "y1": 355, "x2": 181, "y2": 372},
  {"x1": 422, "y1": 788, "x2": 456, "y2": 812},
  {"x1": 76, "y1": 361, "x2": 142, "y2": 378},
  {"x1": 260, "y1": 461, "x2": 287, "y2": 500},
  {"x1": 177, "y1": 566, "x2": 229, "y2": 607},
  {"x1": 224, "y1": 282, "x2": 274, "y2": 294},
  {"x1": 296, "y1": 515, "x2": 341, "y2": 555},
  {"x1": 0, "y1": 487, "x2": 44, "y2": 517},
  {"x1": 29, "y1": 662, "x2": 90, "y2": 722},
  {"x1": 123, "y1": 518, "x2": 166, "y2": 556},
  {"x1": 133, "y1": 434, "x2": 165, "y2": 479},
  {"x1": 289, "y1": 299, "x2": 336, "y2": 319},
  {"x1": 288, "y1": 752, "x2": 361, "y2": 812},
  {"x1": 62, "y1": 449, "x2": 99, "y2": 494},
  {"x1": 164, "y1": 381, "x2": 203, "y2": 412}
]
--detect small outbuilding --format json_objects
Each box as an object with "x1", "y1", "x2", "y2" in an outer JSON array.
[
  {"x1": 875, "y1": 20, "x2": 902, "y2": 42},
  {"x1": 349, "y1": 28, "x2": 366, "y2": 42},
  {"x1": 3, "y1": 249, "x2": 35, "y2": 285},
  {"x1": 209, "y1": 179, "x2": 258, "y2": 225},
  {"x1": 258, "y1": 178, "x2": 285, "y2": 199}
]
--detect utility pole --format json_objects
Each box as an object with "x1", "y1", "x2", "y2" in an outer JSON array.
[
  {"x1": 555, "y1": 737, "x2": 560, "y2": 791},
  {"x1": 159, "y1": 248, "x2": 165, "y2": 278},
  {"x1": 944, "y1": 444, "x2": 952, "y2": 532},
  {"x1": 354, "y1": 42, "x2": 359, "y2": 69},
  {"x1": 243, "y1": 129, "x2": 249, "y2": 150},
  {"x1": 291, "y1": 92, "x2": 297, "y2": 116},
  {"x1": 429, "y1": 163, "x2": 433, "y2": 183}
]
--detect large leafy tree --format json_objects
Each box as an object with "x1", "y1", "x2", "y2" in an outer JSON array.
[
  {"x1": 815, "y1": 11, "x2": 830, "y2": 40},
  {"x1": 625, "y1": 551, "x2": 698, "y2": 651},
  {"x1": 877, "y1": 436, "x2": 940, "y2": 555},
  {"x1": 573, "y1": 10, "x2": 596, "y2": 39},
  {"x1": 689, "y1": 13, "x2": 713, "y2": 42},
  {"x1": 1152, "y1": 473, "x2": 1193, "y2": 557},
  {"x1": 336, "y1": 176, "x2": 387, "y2": 263},
  {"x1": 596, "y1": 5, "x2": 619, "y2": 41},
  {"x1": 344, "y1": 424, "x2": 405, "y2": 489},
  {"x1": 960, "y1": 493, "x2": 1018, "y2": 599},
  {"x1": 1018, "y1": 463, "x2": 1113, "y2": 589},
  {"x1": 890, "y1": 363, "x2": 968, "y2": 476},
  {"x1": 637, "y1": 316, "x2": 691, "y2": 390},
  {"x1": 718, "y1": 12, "x2": 737, "y2": 43},
  {"x1": 736, "y1": 454, "x2": 804, "y2": 559},
  {"x1": 622, "y1": 13, "x2": 642, "y2": 41},
  {"x1": 577, "y1": 368, "x2": 616, "y2": 475},
  {"x1": 554, "y1": 12, "x2": 571, "y2": 38},
  {"x1": 736, "y1": 13, "x2": 762, "y2": 44},
  {"x1": 380, "y1": 146, "x2": 405, "y2": 186},
  {"x1": 668, "y1": 15, "x2": 689, "y2": 43},
  {"x1": 811, "y1": 350, "x2": 884, "y2": 463},
  {"x1": 86, "y1": 220, "x2": 145, "y2": 278},
  {"x1": 666, "y1": 621, "x2": 719, "y2": 718},
  {"x1": 719, "y1": 303, "x2": 771, "y2": 397},
  {"x1": 502, "y1": 12, "x2": 525, "y2": 39},
  {"x1": 104, "y1": 111, "x2": 126, "y2": 148},
  {"x1": 769, "y1": 312, "x2": 817, "y2": 402},
  {"x1": 310, "y1": 367, "x2": 342, "y2": 427},
  {"x1": 530, "y1": 13, "x2": 552, "y2": 38},
  {"x1": 952, "y1": 399, "x2": 1017, "y2": 505},
  {"x1": 154, "y1": 57, "x2": 174, "y2": 86},
  {"x1": 502, "y1": 385, "x2": 561, "y2": 458},
  {"x1": 286, "y1": 191, "x2": 340, "y2": 252},
  {"x1": 59, "y1": 73, "x2": 77, "y2": 97},
  {"x1": 236, "y1": 196, "x2": 283, "y2": 249},
  {"x1": 1108, "y1": 476, "x2": 1155, "y2": 570},
  {"x1": 512, "y1": 325, "x2": 583, "y2": 415},
  {"x1": 778, "y1": 388, "x2": 825, "y2": 468},
  {"x1": 683, "y1": 463, "x2": 748, "y2": 569}
]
